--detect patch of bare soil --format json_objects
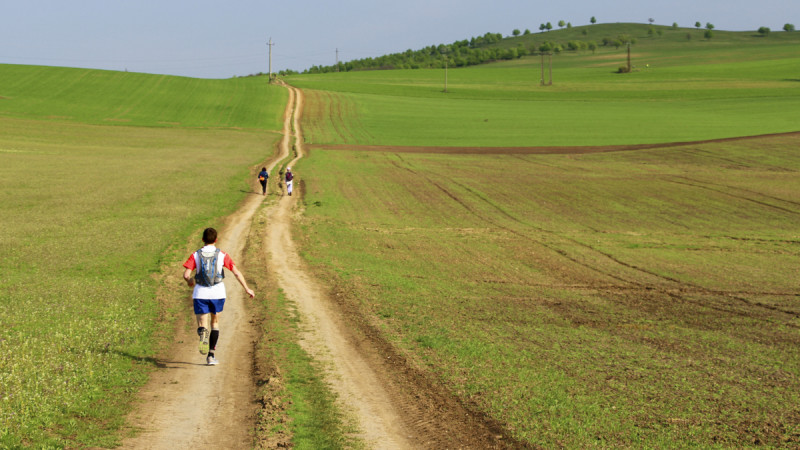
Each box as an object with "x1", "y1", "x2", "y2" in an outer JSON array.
[{"x1": 309, "y1": 131, "x2": 800, "y2": 155}]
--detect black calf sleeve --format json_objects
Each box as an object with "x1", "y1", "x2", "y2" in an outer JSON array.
[{"x1": 210, "y1": 329, "x2": 220, "y2": 351}]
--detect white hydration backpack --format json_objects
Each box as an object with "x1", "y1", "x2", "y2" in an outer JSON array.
[{"x1": 194, "y1": 248, "x2": 224, "y2": 286}]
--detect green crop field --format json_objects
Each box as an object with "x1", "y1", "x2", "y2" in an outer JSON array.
[
  {"x1": 288, "y1": 24, "x2": 800, "y2": 147},
  {"x1": 287, "y1": 24, "x2": 800, "y2": 447},
  {"x1": 296, "y1": 136, "x2": 800, "y2": 447},
  {"x1": 0, "y1": 65, "x2": 286, "y2": 447},
  {"x1": 0, "y1": 65, "x2": 284, "y2": 129}
]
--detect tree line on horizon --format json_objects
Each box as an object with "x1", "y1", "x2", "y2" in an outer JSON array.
[
  {"x1": 275, "y1": 20, "x2": 796, "y2": 76},
  {"x1": 288, "y1": 29, "x2": 636, "y2": 75},
  {"x1": 283, "y1": 31, "x2": 589, "y2": 75}
]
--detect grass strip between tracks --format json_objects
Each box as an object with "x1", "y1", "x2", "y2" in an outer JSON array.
[{"x1": 245, "y1": 193, "x2": 363, "y2": 449}]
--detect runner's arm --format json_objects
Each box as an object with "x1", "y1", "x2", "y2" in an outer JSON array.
[
  {"x1": 183, "y1": 268, "x2": 195, "y2": 287},
  {"x1": 231, "y1": 265, "x2": 255, "y2": 298}
]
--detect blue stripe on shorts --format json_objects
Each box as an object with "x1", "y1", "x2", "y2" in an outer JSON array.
[{"x1": 193, "y1": 298, "x2": 225, "y2": 315}]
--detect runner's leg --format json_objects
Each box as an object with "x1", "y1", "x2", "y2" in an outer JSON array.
[
  {"x1": 208, "y1": 313, "x2": 220, "y2": 363},
  {"x1": 196, "y1": 312, "x2": 211, "y2": 354}
]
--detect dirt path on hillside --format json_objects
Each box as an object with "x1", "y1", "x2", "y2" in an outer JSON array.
[
  {"x1": 263, "y1": 85, "x2": 518, "y2": 449},
  {"x1": 124, "y1": 83, "x2": 517, "y2": 449},
  {"x1": 264, "y1": 85, "x2": 419, "y2": 448},
  {"x1": 121, "y1": 87, "x2": 297, "y2": 449}
]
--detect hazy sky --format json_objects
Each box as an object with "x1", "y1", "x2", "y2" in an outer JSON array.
[{"x1": 2, "y1": 0, "x2": 797, "y2": 79}]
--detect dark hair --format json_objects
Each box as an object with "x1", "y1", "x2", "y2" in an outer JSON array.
[
  {"x1": 202, "y1": 227, "x2": 218, "y2": 244},
  {"x1": 261, "y1": 167, "x2": 266, "y2": 171}
]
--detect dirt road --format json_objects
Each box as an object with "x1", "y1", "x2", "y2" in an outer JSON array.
[
  {"x1": 121, "y1": 87, "x2": 297, "y2": 449},
  {"x1": 261, "y1": 84, "x2": 515, "y2": 449},
  {"x1": 262, "y1": 85, "x2": 418, "y2": 448},
  {"x1": 123, "y1": 83, "x2": 514, "y2": 449},
  {"x1": 122, "y1": 84, "x2": 415, "y2": 448}
]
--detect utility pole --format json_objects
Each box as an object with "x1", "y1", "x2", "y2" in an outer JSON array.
[
  {"x1": 267, "y1": 37, "x2": 274, "y2": 81},
  {"x1": 336, "y1": 48, "x2": 339, "y2": 72}
]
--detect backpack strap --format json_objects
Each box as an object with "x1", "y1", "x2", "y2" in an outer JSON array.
[
  {"x1": 194, "y1": 250, "x2": 205, "y2": 286},
  {"x1": 211, "y1": 248, "x2": 225, "y2": 284}
]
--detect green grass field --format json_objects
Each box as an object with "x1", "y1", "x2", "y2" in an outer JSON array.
[
  {"x1": 289, "y1": 24, "x2": 800, "y2": 147},
  {"x1": 0, "y1": 65, "x2": 284, "y2": 129},
  {"x1": 287, "y1": 23, "x2": 800, "y2": 447},
  {"x1": 295, "y1": 136, "x2": 800, "y2": 447},
  {"x1": 0, "y1": 66, "x2": 286, "y2": 447},
  {"x1": 3, "y1": 22, "x2": 800, "y2": 448}
]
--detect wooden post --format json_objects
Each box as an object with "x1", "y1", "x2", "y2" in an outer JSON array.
[
  {"x1": 627, "y1": 41, "x2": 631, "y2": 73},
  {"x1": 541, "y1": 52, "x2": 545, "y2": 85}
]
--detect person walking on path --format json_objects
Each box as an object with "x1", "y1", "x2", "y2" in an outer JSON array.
[
  {"x1": 257, "y1": 167, "x2": 269, "y2": 195},
  {"x1": 182, "y1": 227, "x2": 255, "y2": 365},
  {"x1": 285, "y1": 167, "x2": 294, "y2": 196}
]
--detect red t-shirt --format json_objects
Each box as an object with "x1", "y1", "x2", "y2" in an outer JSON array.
[{"x1": 183, "y1": 245, "x2": 236, "y2": 299}]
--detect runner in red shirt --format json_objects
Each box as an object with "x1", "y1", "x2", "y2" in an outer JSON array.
[{"x1": 183, "y1": 227, "x2": 255, "y2": 365}]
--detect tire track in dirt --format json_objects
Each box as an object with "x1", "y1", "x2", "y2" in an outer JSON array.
[
  {"x1": 265, "y1": 84, "x2": 523, "y2": 449},
  {"x1": 665, "y1": 176, "x2": 800, "y2": 215},
  {"x1": 264, "y1": 84, "x2": 418, "y2": 448},
  {"x1": 308, "y1": 130, "x2": 800, "y2": 155},
  {"x1": 389, "y1": 153, "x2": 800, "y2": 322},
  {"x1": 120, "y1": 84, "x2": 299, "y2": 449},
  {"x1": 120, "y1": 184, "x2": 261, "y2": 446}
]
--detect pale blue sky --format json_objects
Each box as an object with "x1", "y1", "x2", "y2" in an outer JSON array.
[{"x1": 2, "y1": 0, "x2": 797, "y2": 78}]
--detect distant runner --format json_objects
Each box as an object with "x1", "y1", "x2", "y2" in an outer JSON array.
[
  {"x1": 182, "y1": 227, "x2": 255, "y2": 366},
  {"x1": 257, "y1": 167, "x2": 269, "y2": 195},
  {"x1": 285, "y1": 167, "x2": 294, "y2": 196}
]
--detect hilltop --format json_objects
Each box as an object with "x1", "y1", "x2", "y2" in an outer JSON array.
[{"x1": 294, "y1": 22, "x2": 799, "y2": 74}]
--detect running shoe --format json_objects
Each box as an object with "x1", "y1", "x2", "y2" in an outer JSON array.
[
  {"x1": 198, "y1": 327, "x2": 210, "y2": 355},
  {"x1": 207, "y1": 354, "x2": 218, "y2": 366}
]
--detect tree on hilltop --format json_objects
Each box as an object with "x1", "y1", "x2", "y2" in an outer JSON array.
[
  {"x1": 513, "y1": 29, "x2": 521, "y2": 37},
  {"x1": 758, "y1": 26, "x2": 771, "y2": 36},
  {"x1": 546, "y1": 22, "x2": 553, "y2": 31},
  {"x1": 558, "y1": 20, "x2": 565, "y2": 28},
  {"x1": 590, "y1": 16, "x2": 597, "y2": 25},
  {"x1": 706, "y1": 22, "x2": 714, "y2": 30},
  {"x1": 695, "y1": 21, "x2": 701, "y2": 29},
  {"x1": 783, "y1": 23, "x2": 795, "y2": 32}
]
